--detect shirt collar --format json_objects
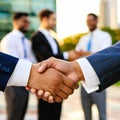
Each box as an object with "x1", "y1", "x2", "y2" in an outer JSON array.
[
  {"x1": 90, "y1": 28, "x2": 100, "y2": 34},
  {"x1": 12, "y1": 29, "x2": 25, "y2": 38},
  {"x1": 39, "y1": 28, "x2": 51, "y2": 38}
]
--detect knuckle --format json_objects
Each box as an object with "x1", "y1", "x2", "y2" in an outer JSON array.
[
  {"x1": 50, "y1": 56, "x2": 54, "y2": 59},
  {"x1": 49, "y1": 57, "x2": 55, "y2": 61}
]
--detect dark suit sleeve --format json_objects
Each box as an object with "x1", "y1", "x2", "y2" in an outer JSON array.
[
  {"x1": 0, "y1": 52, "x2": 18, "y2": 91},
  {"x1": 86, "y1": 42, "x2": 120, "y2": 91}
]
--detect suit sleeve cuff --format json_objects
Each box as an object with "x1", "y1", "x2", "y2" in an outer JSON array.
[
  {"x1": 76, "y1": 58, "x2": 100, "y2": 93},
  {"x1": 7, "y1": 59, "x2": 32, "y2": 87},
  {"x1": 63, "y1": 52, "x2": 69, "y2": 60}
]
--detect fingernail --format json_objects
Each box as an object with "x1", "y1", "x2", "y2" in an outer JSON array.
[
  {"x1": 31, "y1": 89, "x2": 36, "y2": 94},
  {"x1": 38, "y1": 90, "x2": 43, "y2": 95},
  {"x1": 38, "y1": 66, "x2": 43, "y2": 72}
]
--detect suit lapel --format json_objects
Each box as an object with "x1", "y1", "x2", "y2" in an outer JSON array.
[
  {"x1": 54, "y1": 38, "x2": 61, "y2": 53},
  {"x1": 38, "y1": 31, "x2": 61, "y2": 54},
  {"x1": 38, "y1": 31, "x2": 53, "y2": 52}
]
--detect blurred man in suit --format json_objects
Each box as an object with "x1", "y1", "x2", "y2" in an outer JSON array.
[
  {"x1": 31, "y1": 9, "x2": 62, "y2": 120},
  {"x1": 31, "y1": 9, "x2": 80, "y2": 120},
  {"x1": 75, "y1": 13, "x2": 112, "y2": 120},
  {"x1": 1, "y1": 12, "x2": 36, "y2": 120}
]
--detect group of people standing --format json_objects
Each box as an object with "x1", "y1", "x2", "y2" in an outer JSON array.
[{"x1": 0, "y1": 9, "x2": 112, "y2": 120}]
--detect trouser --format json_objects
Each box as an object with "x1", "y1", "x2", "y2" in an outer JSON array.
[
  {"x1": 5, "y1": 86, "x2": 29, "y2": 120},
  {"x1": 81, "y1": 86, "x2": 106, "y2": 120},
  {"x1": 38, "y1": 99, "x2": 62, "y2": 120}
]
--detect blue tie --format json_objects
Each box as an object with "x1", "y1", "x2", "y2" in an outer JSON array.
[
  {"x1": 87, "y1": 33, "x2": 93, "y2": 51},
  {"x1": 21, "y1": 37, "x2": 27, "y2": 58}
]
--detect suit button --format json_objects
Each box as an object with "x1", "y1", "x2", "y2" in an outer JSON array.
[{"x1": 1, "y1": 66, "x2": 10, "y2": 73}]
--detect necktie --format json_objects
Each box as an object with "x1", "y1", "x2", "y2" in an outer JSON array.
[
  {"x1": 87, "y1": 33, "x2": 93, "y2": 51},
  {"x1": 21, "y1": 37, "x2": 27, "y2": 58}
]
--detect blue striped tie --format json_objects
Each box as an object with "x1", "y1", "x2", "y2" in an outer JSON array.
[
  {"x1": 21, "y1": 37, "x2": 27, "y2": 58},
  {"x1": 87, "y1": 33, "x2": 93, "y2": 51}
]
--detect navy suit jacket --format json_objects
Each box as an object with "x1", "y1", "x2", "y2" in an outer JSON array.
[
  {"x1": 0, "y1": 52, "x2": 18, "y2": 91},
  {"x1": 87, "y1": 42, "x2": 120, "y2": 91}
]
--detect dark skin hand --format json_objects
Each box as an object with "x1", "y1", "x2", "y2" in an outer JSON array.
[
  {"x1": 27, "y1": 58, "x2": 84, "y2": 103},
  {"x1": 27, "y1": 64, "x2": 78, "y2": 102}
]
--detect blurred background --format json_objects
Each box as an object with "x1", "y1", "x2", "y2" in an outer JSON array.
[
  {"x1": 0, "y1": 0, "x2": 120, "y2": 49},
  {"x1": 0, "y1": 0, "x2": 120, "y2": 120}
]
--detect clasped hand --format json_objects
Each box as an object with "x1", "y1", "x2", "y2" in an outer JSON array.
[{"x1": 27, "y1": 57, "x2": 84, "y2": 103}]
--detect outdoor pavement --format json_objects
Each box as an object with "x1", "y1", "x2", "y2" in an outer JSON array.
[{"x1": 0, "y1": 86, "x2": 120, "y2": 120}]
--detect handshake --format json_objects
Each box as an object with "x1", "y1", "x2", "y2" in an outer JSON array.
[{"x1": 26, "y1": 57, "x2": 84, "y2": 103}]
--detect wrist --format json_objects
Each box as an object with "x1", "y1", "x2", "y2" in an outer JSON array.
[
  {"x1": 27, "y1": 64, "x2": 39, "y2": 89},
  {"x1": 72, "y1": 61, "x2": 85, "y2": 81},
  {"x1": 27, "y1": 64, "x2": 34, "y2": 87}
]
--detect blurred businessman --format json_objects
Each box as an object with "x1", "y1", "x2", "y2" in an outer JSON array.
[
  {"x1": 31, "y1": 9, "x2": 63, "y2": 120},
  {"x1": 1, "y1": 12, "x2": 36, "y2": 120},
  {"x1": 75, "y1": 13, "x2": 112, "y2": 120},
  {"x1": 31, "y1": 9, "x2": 80, "y2": 120}
]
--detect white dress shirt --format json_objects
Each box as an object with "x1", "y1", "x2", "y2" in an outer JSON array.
[
  {"x1": 39, "y1": 28, "x2": 69, "y2": 59},
  {"x1": 0, "y1": 30, "x2": 36, "y2": 87},
  {"x1": 76, "y1": 28, "x2": 112, "y2": 93}
]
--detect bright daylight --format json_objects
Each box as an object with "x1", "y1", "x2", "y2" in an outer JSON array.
[{"x1": 0, "y1": 0, "x2": 120, "y2": 120}]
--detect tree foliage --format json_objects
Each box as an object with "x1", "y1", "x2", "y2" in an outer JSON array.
[{"x1": 60, "y1": 27, "x2": 120, "y2": 51}]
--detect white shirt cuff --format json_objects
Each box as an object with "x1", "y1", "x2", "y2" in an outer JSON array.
[
  {"x1": 63, "y1": 52, "x2": 69, "y2": 60},
  {"x1": 7, "y1": 59, "x2": 32, "y2": 87},
  {"x1": 76, "y1": 58, "x2": 100, "y2": 93}
]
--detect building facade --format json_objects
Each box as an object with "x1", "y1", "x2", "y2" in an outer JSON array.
[
  {"x1": 99, "y1": 0, "x2": 118, "y2": 29},
  {"x1": 0, "y1": 0, "x2": 56, "y2": 39}
]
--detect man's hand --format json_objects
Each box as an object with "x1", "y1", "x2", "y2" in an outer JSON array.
[
  {"x1": 38, "y1": 57, "x2": 84, "y2": 82},
  {"x1": 27, "y1": 58, "x2": 84, "y2": 102},
  {"x1": 68, "y1": 50, "x2": 84, "y2": 61},
  {"x1": 78, "y1": 50, "x2": 92, "y2": 57},
  {"x1": 27, "y1": 64, "x2": 77, "y2": 102},
  {"x1": 68, "y1": 50, "x2": 92, "y2": 61}
]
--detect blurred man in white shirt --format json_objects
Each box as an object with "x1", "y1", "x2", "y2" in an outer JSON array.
[
  {"x1": 1, "y1": 12, "x2": 36, "y2": 120},
  {"x1": 75, "y1": 13, "x2": 112, "y2": 120}
]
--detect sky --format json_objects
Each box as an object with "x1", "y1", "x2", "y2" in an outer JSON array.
[
  {"x1": 56, "y1": 0, "x2": 120, "y2": 39},
  {"x1": 118, "y1": 0, "x2": 120, "y2": 23}
]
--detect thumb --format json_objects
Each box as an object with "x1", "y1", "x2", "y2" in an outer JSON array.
[
  {"x1": 38, "y1": 63, "x2": 48, "y2": 73},
  {"x1": 38, "y1": 58, "x2": 55, "y2": 73}
]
